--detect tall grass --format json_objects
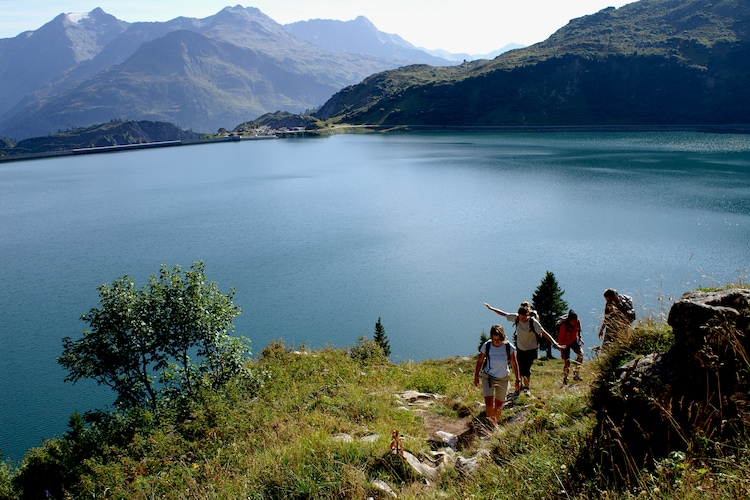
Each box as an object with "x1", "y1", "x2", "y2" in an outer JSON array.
[{"x1": 5, "y1": 326, "x2": 750, "y2": 499}]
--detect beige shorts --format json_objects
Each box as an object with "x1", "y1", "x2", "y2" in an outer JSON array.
[{"x1": 481, "y1": 373, "x2": 509, "y2": 401}]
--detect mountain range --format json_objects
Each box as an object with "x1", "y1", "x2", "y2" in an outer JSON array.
[
  {"x1": 0, "y1": 6, "x2": 504, "y2": 141},
  {"x1": 314, "y1": 0, "x2": 750, "y2": 128},
  {"x1": 4, "y1": 0, "x2": 749, "y2": 149},
  {"x1": 284, "y1": 16, "x2": 523, "y2": 62}
]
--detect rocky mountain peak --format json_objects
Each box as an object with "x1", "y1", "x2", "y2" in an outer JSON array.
[
  {"x1": 203, "y1": 5, "x2": 293, "y2": 46},
  {"x1": 58, "y1": 8, "x2": 129, "y2": 62}
]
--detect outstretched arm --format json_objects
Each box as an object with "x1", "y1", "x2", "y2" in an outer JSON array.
[
  {"x1": 537, "y1": 320, "x2": 562, "y2": 349},
  {"x1": 484, "y1": 303, "x2": 508, "y2": 316},
  {"x1": 546, "y1": 329, "x2": 563, "y2": 350}
]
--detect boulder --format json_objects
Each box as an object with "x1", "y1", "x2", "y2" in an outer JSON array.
[{"x1": 592, "y1": 289, "x2": 750, "y2": 478}]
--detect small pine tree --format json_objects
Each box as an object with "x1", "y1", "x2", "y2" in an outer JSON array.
[
  {"x1": 478, "y1": 331, "x2": 489, "y2": 352},
  {"x1": 531, "y1": 271, "x2": 569, "y2": 354},
  {"x1": 373, "y1": 317, "x2": 391, "y2": 357}
]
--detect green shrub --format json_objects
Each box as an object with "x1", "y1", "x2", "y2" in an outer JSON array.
[
  {"x1": 0, "y1": 458, "x2": 15, "y2": 500},
  {"x1": 349, "y1": 336, "x2": 387, "y2": 364}
]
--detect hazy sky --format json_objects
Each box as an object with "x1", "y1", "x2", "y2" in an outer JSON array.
[{"x1": 0, "y1": 0, "x2": 634, "y2": 54}]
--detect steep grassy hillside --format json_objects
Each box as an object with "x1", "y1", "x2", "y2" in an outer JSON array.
[
  {"x1": 316, "y1": 0, "x2": 750, "y2": 127},
  {"x1": 3, "y1": 317, "x2": 749, "y2": 499}
]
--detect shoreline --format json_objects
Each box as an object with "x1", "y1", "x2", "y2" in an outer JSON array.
[
  {"x1": 280, "y1": 123, "x2": 750, "y2": 137},
  {"x1": 0, "y1": 134, "x2": 277, "y2": 164},
  {"x1": 2, "y1": 124, "x2": 750, "y2": 164}
]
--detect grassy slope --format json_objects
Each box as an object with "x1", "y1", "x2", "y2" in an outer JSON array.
[{"x1": 3, "y1": 323, "x2": 749, "y2": 499}]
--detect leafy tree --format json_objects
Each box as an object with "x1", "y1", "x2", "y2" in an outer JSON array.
[
  {"x1": 373, "y1": 317, "x2": 391, "y2": 357},
  {"x1": 59, "y1": 262, "x2": 251, "y2": 415},
  {"x1": 531, "y1": 271, "x2": 568, "y2": 355}
]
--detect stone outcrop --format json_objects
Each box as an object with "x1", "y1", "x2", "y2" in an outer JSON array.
[{"x1": 592, "y1": 288, "x2": 750, "y2": 480}]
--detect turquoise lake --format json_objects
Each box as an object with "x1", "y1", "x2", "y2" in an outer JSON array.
[{"x1": 1, "y1": 131, "x2": 749, "y2": 460}]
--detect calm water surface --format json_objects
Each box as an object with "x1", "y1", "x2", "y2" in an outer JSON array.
[{"x1": 1, "y1": 131, "x2": 749, "y2": 460}]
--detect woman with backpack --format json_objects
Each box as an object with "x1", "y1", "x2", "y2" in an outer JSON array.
[
  {"x1": 484, "y1": 302, "x2": 561, "y2": 398},
  {"x1": 474, "y1": 324, "x2": 519, "y2": 427}
]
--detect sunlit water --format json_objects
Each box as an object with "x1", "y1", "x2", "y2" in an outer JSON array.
[{"x1": 1, "y1": 131, "x2": 748, "y2": 460}]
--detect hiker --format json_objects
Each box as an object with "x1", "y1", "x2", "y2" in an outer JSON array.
[
  {"x1": 557, "y1": 310, "x2": 583, "y2": 386},
  {"x1": 484, "y1": 302, "x2": 561, "y2": 398},
  {"x1": 597, "y1": 288, "x2": 636, "y2": 346},
  {"x1": 473, "y1": 324, "x2": 520, "y2": 427}
]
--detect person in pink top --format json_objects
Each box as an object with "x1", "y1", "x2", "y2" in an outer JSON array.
[{"x1": 557, "y1": 310, "x2": 583, "y2": 386}]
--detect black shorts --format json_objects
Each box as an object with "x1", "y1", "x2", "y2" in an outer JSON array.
[{"x1": 516, "y1": 348, "x2": 537, "y2": 378}]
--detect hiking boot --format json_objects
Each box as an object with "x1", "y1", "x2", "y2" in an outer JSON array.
[
  {"x1": 506, "y1": 390, "x2": 520, "y2": 400},
  {"x1": 562, "y1": 377, "x2": 568, "y2": 386},
  {"x1": 573, "y1": 373, "x2": 582, "y2": 381},
  {"x1": 523, "y1": 388, "x2": 531, "y2": 398}
]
